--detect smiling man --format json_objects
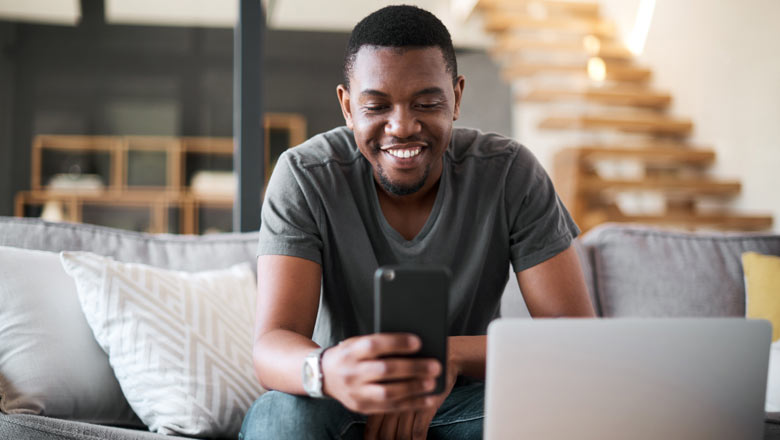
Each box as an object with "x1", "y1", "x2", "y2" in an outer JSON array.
[{"x1": 240, "y1": 5, "x2": 595, "y2": 440}]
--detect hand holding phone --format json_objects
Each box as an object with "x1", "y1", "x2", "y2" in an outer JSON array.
[{"x1": 374, "y1": 265, "x2": 450, "y2": 394}]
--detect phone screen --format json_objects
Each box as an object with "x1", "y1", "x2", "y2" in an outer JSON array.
[{"x1": 374, "y1": 265, "x2": 450, "y2": 394}]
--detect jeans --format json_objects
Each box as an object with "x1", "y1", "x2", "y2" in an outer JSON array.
[{"x1": 239, "y1": 381, "x2": 484, "y2": 439}]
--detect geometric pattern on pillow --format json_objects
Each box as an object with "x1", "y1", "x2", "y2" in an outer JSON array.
[{"x1": 60, "y1": 251, "x2": 265, "y2": 438}]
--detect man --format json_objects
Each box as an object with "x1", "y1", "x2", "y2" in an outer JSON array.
[{"x1": 240, "y1": 5, "x2": 595, "y2": 440}]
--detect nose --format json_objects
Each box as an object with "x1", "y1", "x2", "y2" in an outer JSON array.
[{"x1": 384, "y1": 105, "x2": 421, "y2": 139}]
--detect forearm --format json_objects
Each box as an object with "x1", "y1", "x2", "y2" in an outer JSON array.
[
  {"x1": 449, "y1": 335, "x2": 486, "y2": 380},
  {"x1": 252, "y1": 329, "x2": 320, "y2": 394}
]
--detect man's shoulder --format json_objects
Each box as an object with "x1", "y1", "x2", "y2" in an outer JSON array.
[
  {"x1": 448, "y1": 127, "x2": 524, "y2": 162},
  {"x1": 283, "y1": 126, "x2": 362, "y2": 170}
]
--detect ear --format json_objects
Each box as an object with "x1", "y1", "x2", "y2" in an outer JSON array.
[
  {"x1": 336, "y1": 84, "x2": 354, "y2": 130},
  {"x1": 452, "y1": 75, "x2": 466, "y2": 121}
]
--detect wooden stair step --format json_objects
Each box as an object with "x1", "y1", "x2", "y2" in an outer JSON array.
[
  {"x1": 540, "y1": 114, "x2": 693, "y2": 135},
  {"x1": 523, "y1": 87, "x2": 671, "y2": 108},
  {"x1": 588, "y1": 211, "x2": 773, "y2": 231},
  {"x1": 503, "y1": 62, "x2": 651, "y2": 82},
  {"x1": 483, "y1": 12, "x2": 616, "y2": 37},
  {"x1": 580, "y1": 176, "x2": 741, "y2": 196},
  {"x1": 478, "y1": 0, "x2": 601, "y2": 18},
  {"x1": 559, "y1": 145, "x2": 715, "y2": 166},
  {"x1": 493, "y1": 37, "x2": 632, "y2": 60}
]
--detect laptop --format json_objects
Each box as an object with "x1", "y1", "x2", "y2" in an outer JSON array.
[{"x1": 485, "y1": 318, "x2": 772, "y2": 440}]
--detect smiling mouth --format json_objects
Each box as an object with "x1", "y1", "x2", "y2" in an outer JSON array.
[
  {"x1": 385, "y1": 147, "x2": 422, "y2": 159},
  {"x1": 380, "y1": 142, "x2": 426, "y2": 160}
]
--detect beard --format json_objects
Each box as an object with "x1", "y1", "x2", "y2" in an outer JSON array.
[{"x1": 375, "y1": 162, "x2": 431, "y2": 196}]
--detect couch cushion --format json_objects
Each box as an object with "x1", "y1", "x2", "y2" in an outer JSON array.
[
  {"x1": 0, "y1": 217, "x2": 258, "y2": 272},
  {"x1": 582, "y1": 224, "x2": 780, "y2": 317},
  {"x1": 0, "y1": 246, "x2": 141, "y2": 426},
  {"x1": 0, "y1": 413, "x2": 178, "y2": 440}
]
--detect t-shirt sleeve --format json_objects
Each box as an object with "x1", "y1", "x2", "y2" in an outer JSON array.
[
  {"x1": 256, "y1": 152, "x2": 323, "y2": 265},
  {"x1": 506, "y1": 145, "x2": 580, "y2": 272}
]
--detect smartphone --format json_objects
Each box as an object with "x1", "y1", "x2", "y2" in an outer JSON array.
[{"x1": 374, "y1": 265, "x2": 450, "y2": 394}]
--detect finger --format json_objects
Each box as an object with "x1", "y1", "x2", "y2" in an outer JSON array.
[
  {"x1": 363, "y1": 379, "x2": 436, "y2": 404},
  {"x1": 378, "y1": 412, "x2": 399, "y2": 440},
  {"x1": 359, "y1": 358, "x2": 441, "y2": 383},
  {"x1": 360, "y1": 392, "x2": 438, "y2": 415},
  {"x1": 348, "y1": 333, "x2": 422, "y2": 360},
  {"x1": 364, "y1": 414, "x2": 382, "y2": 440},
  {"x1": 398, "y1": 411, "x2": 416, "y2": 440},
  {"x1": 412, "y1": 408, "x2": 436, "y2": 440}
]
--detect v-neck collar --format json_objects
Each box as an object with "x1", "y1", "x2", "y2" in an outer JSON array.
[{"x1": 366, "y1": 155, "x2": 448, "y2": 246}]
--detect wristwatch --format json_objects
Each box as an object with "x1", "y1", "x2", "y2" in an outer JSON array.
[{"x1": 302, "y1": 347, "x2": 326, "y2": 398}]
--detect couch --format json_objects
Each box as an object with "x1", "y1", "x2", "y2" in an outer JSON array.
[{"x1": 0, "y1": 216, "x2": 779, "y2": 439}]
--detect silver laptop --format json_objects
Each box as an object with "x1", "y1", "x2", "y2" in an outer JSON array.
[{"x1": 485, "y1": 318, "x2": 772, "y2": 440}]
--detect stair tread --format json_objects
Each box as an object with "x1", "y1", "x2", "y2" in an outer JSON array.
[
  {"x1": 478, "y1": 0, "x2": 601, "y2": 17},
  {"x1": 581, "y1": 176, "x2": 741, "y2": 195},
  {"x1": 600, "y1": 212, "x2": 773, "y2": 231},
  {"x1": 563, "y1": 145, "x2": 715, "y2": 164},
  {"x1": 524, "y1": 87, "x2": 671, "y2": 108},
  {"x1": 504, "y1": 62, "x2": 651, "y2": 82},
  {"x1": 540, "y1": 114, "x2": 693, "y2": 134},
  {"x1": 483, "y1": 12, "x2": 616, "y2": 37},
  {"x1": 493, "y1": 37, "x2": 631, "y2": 59}
]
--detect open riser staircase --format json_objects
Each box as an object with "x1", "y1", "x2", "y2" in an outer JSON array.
[{"x1": 474, "y1": 0, "x2": 773, "y2": 232}]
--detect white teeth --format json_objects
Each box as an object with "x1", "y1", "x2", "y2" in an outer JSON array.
[{"x1": 386, "y1": 147, "x2": 421, "y2": 159}]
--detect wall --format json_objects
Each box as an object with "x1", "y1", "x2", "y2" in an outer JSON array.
[
  {"x1": 0, "y1": 23, "x2": 14, "y2": 216},
  {"x1": 598, "y1": 0, "x2": 780, "y2": 231}
]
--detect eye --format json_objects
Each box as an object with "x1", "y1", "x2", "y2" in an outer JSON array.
[
  {"x1": 415, "y1": 102, "x2": 442, "y2": 110},
  {"x1": 363, "y1": 104, "x2": 389, "y2": 113}
]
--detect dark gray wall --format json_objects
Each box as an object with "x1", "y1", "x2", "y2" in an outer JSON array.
[
  {"x1": 0, "y1": 23, "x2": 15, "y2": 215},
  {"x1": 0, "y1": 19, "x2": 510, "y2": 217}
]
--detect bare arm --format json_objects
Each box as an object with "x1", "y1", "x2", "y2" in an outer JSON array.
[
  {"x1": 252, "y1": 255, "x2": 322, "y2": 394},
  {"x1": 516, "y1": 244, "x2": 596, "y2": 318},
  {"x1": 446, "y1": 244, "x2": 595, "y2": 382},
  {"x1": 253, "y1": 254, "x2": 439, "y2": 414}
]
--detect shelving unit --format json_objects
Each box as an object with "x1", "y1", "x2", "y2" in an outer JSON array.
[{"x1": 15, "y1": 113, "x2": 306, "y2": 234}]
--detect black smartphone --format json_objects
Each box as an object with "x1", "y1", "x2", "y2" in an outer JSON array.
[{"x1": 374, "y1": 265, "x2": 450, "y2": 394}]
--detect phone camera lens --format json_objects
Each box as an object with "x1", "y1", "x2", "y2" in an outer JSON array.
[{"x1": 383, "y1": 270, "x2": 395, "y2": 281}]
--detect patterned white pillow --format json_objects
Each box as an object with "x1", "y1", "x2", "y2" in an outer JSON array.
[{"x1": 60, "y1": 251, "x2": 265, "y2": 437}]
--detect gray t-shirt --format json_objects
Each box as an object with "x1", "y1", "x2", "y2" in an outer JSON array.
[{"x1": 257, "y1": 126, "x2": 579, "y2": 347}]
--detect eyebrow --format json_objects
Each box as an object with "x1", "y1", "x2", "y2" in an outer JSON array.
[{"x1": 359, "y1": 87, "x2": 446, "y2": 99}]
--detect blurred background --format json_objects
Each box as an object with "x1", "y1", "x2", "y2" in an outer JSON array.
[{"x1": 0, "y1": 0, "x2": 777, "y2": 234}]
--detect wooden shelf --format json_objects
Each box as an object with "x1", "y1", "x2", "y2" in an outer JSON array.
[
  {"x1": 539, "y1": 114, "x2": 693, "y2": 135},
  {"x1": 17, "y1": 113, "x2": 307, "y2": 234},
  {"x1": 523, "y1": 87, "x2": 672, "y2": 108}
]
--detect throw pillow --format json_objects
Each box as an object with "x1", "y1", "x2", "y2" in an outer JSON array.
[
  {"x1": 742, "y1": 251, "x2": 780, "y2": 412},
  {"x1": 60, "y1": 251, "x2": 265, "y2": 437},
  {"x1": 0, "y1": 245, "x2": 141, "y2": 425},
  {"x1": 743, "y1": 251, "x2": 780, "y2": 342}
]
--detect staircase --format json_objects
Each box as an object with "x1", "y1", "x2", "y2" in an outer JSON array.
[{"x1": 475, "y1": 0, "x2": 773, "y2": 232}]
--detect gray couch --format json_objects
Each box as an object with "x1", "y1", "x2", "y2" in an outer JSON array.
[{"x1": 1, "y1": 216, "x2": 779, "y2": 439}]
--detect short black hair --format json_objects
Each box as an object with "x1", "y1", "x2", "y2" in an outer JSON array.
[{"x1": 343, "y1": 5, "x2": 458, "y2": 89}]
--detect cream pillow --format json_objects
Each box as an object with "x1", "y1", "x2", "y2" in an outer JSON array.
[
  {"x1": 742, "y1": 251, "x2": 780, "y2": 412},
  {"x1": 0, "y1": 246, "x2": 140, "y2": 425},
  {"x1": 60, "y1": 251, "x2": 265, "y2": 437}
]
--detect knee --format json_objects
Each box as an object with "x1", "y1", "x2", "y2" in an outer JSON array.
[{"x1": 240, "y1": 391, "x2": 363, "y2": 440}]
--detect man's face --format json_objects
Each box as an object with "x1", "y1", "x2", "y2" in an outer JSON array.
[{"x1": 337, "y1": 46, "x2": 465, "y2": 197}]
